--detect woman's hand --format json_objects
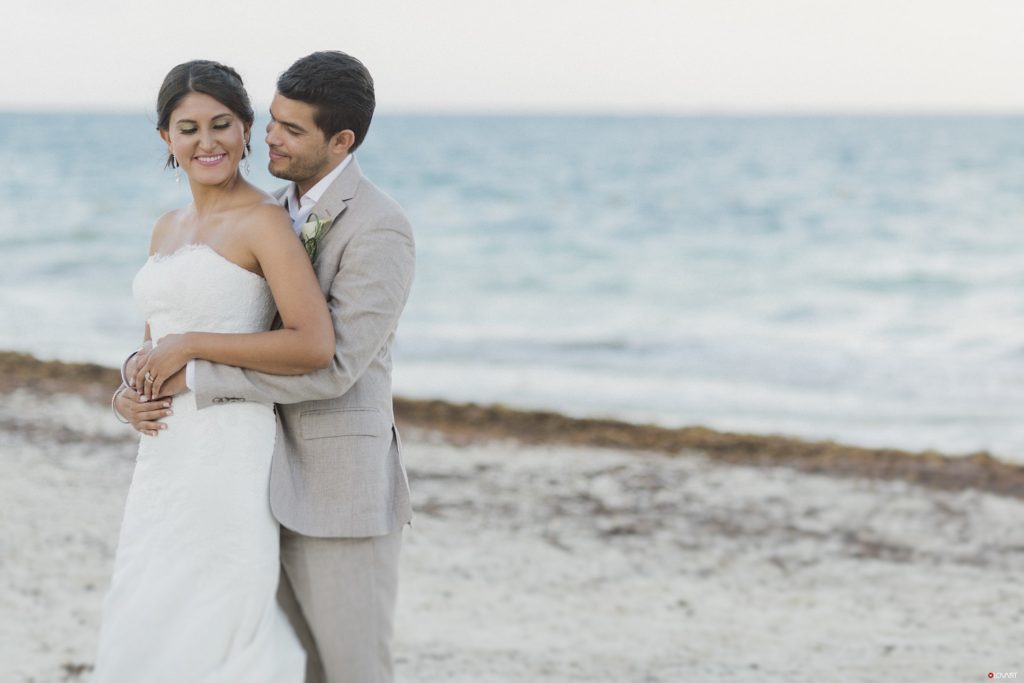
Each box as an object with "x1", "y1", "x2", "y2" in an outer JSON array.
[
  {"x1": 135, "y1": 333, "x2": 193, "y2": 399},
  {"x1": 125, "y1": 341, "x2": 153, "y2": 389}
]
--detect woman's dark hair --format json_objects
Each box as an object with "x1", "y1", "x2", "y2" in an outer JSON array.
[
  {"x1": 276, "y1": 51, "x2": 375, "y2": 152},
  {"x1": 156, "y1": 60, "x2": 255, "y2": 168}
]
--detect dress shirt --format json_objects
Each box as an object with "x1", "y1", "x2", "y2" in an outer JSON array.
[{"x1": 284, "y1": 154, "x2": 352, "y2": 233}]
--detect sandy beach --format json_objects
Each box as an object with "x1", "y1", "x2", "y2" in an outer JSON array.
[{"x1": 1, "y1": 353, "x2": 1022, "y2": 682}]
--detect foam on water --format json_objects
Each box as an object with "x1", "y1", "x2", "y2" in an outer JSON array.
[{"x1": 2, "y1": 113, "x2": 1023, "y2": 459}]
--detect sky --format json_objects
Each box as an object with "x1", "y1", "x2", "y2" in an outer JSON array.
[{"x1": 3, "y1": 0, "x2": 1023, "y2": 113}]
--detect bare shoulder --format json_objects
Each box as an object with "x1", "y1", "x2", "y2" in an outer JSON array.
[
  {"x1": 236, "y1": 199, "x2": 298, "y2": 259},
  {"x1": 149, "y1": 208, "x2": 183, "y2": 255},
  {"x1": 240, "y1": 198, "x2": 292, "y2": 236}
]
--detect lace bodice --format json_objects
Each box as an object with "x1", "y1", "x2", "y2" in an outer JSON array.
[{"x1": 133, "y1": 244, "x2": 276, "y2": 342}]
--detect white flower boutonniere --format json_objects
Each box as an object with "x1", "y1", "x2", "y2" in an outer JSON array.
[{"x1": 300, "y1": 214, "x2": 332, "y2": 262}]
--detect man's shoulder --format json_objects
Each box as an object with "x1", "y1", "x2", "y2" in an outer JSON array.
[{"x1": 349, "y1": 174, "x2": 411, "y2": 231}]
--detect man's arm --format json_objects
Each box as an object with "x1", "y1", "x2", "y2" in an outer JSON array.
[
  {"x1": 192, "y1": 217, "x2": 415, "y2": 408},
  {"x1": 131, "y1": 206, "x2": 336, "y2": 398}
]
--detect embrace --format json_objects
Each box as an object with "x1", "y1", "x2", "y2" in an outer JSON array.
[{"x1": 92, "y1": 51, "x2": 414, "y2": 683}]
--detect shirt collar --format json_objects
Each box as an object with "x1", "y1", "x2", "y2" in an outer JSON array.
[{"x1": 285, "y1": 154, "x2": 353, "y2": 221}]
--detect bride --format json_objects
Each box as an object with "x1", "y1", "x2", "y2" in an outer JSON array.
[{"x1": 91, "y1": 60, "x2": 332, "y2": 681}]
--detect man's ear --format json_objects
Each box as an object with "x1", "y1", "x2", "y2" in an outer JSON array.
[{"x1": 330, "y1": 129, "x2": 356, "y2": 156}]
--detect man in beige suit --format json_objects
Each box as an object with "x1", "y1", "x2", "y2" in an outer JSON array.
[{"x1": 116, "y1": 51, "x2": 414, "y2": 683}]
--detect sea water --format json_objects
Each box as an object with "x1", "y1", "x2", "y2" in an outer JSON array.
[{"x1": 2, "y1": 112, "x2": 1023, "y2": 458}]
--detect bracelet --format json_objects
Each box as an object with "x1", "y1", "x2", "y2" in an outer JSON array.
[
  {"x1": 111, "y1": 383, "x2": 131, "y2": 424},
  {"x1": 120, "y1": 350, "x2": 140, "y2": 387}
]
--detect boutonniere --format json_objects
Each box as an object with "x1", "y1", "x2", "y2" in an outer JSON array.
[{"x1": 300, "y1": 213, "x2": 332, "y2": 262}]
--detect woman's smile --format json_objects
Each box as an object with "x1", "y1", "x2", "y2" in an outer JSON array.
[{"x1": 194, "y1": 153, "x2": 227, "y2": 166}]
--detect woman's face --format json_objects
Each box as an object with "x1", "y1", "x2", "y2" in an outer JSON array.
[{"x1": 160, "y1": 92, "x2": 248, "y2": 187}]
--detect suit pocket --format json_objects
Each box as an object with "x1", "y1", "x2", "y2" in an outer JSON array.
[{"x1": 300, "y1": 408, "x2": 385, "y2": 440}]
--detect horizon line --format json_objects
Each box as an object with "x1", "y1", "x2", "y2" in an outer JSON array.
[{"x1": 3, "y1": 105, "x2": 1024, "y2": 118}]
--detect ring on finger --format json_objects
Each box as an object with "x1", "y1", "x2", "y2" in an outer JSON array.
[{"x1": 144, "y1": 371, "x2": 155, "y2": 383}]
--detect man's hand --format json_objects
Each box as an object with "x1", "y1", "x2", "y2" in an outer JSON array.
[{"x1": 116, "y1": 385, "x2": 173, "y2": 437}]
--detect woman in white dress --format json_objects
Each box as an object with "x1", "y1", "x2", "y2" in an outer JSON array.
[{"x1": 91, "y1": 61, "x2": 333, "y2": 682}]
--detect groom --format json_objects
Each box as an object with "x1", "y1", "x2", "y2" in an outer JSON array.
[{"x1": 116, "y1": 51, "x2": 414, "y2": 683}]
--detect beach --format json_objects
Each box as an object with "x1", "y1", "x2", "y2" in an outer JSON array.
[{"x1": 1, "y1": 353, "x2": 1021, "y2": 682}]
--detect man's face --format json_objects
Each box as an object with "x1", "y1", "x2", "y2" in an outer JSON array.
[{"x1": 265, "y1": 93, "x2": 331, "y2": 185}]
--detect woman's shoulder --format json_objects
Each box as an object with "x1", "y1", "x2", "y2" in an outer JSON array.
[
  {"x1": 149, "y1": 208, "x2": 184, "y2": 254},
  {"x1": 154, "y1": 206, "x2": 183, "y2": 229},
  {"x1": 231, "y1": 193, "x2": 294, "y2": 256},
  {"x1": 238, "y1": 195, "x2": 291, "y2": 232}
]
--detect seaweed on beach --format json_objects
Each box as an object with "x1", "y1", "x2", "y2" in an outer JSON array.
[{"x1": 3, "y1": 351, "x2": 1022, "y2": 501}]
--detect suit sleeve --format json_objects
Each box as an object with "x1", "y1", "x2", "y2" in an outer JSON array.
[{"x1": 191, "y1": 215, "x2": 415, "y2": 408}]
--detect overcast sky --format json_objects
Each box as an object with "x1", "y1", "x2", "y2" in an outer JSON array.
[{"x1": 4, "y1": 0, "x2": 1022, "y2": 113}]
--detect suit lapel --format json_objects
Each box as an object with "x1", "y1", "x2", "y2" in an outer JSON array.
[{"x1": 307, "y1": 157, "x2": 363, "y2": 232}]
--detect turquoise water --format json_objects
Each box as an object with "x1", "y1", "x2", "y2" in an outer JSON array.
[{"x1": 2, "y1": 112, "x2": 1024, "y2": 458}]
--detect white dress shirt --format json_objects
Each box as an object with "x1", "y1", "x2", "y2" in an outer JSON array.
[
  {"x1": 284, "y1": 154, "x2": 352, "y2": 233},
  {"x1": 184, "y1": 154, "x2": 353, "y2": 390}
]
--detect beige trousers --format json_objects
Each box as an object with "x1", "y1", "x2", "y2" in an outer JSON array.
[{"x1": 277, "y1": 521, "x2": 403, "y2": 683}]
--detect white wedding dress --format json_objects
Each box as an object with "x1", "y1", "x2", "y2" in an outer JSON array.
[{"x1": 92, "y1": 244, "x2": 305, "y2": 682}]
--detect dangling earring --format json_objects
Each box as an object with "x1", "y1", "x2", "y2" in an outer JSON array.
[
  {"x1": 243, "y1": 142, "x2": 251, "y2": 175},
  {"x1": 173, "y1": 156, "x2": 181, "y2": 184}
]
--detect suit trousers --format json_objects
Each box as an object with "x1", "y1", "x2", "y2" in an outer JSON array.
[{"x1": 276, "y1": 484, "x2": 404, "y2": 683}]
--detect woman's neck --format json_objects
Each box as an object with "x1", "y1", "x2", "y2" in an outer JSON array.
[{"x1": 188, "y1": 173, "x2": 248, "y2": 217}]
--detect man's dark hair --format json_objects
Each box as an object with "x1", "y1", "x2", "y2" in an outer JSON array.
[
  {"x1": 156, "y1": 60, "x2": 254, "y2": 168},
  {"x1": 277, "y1": 51, "x2": 375, "y2": 152}
]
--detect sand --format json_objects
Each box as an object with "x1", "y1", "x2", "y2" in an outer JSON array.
[{"x1": 1, "y1": 359, "x2": 1022, "y2": 682}]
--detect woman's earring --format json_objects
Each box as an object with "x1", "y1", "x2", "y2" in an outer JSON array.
[
  {"x1": 173, "y1": 156, "x2": 180, "y2": 184},
  {"x1": 243, "y1": 144, "x2": 251, "y2": 175}
]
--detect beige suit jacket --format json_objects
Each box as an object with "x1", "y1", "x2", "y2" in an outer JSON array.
[{"x1": 192, "y1": 158, "x2": 414, "y2": 538}]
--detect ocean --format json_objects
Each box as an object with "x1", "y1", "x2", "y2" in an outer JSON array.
[{"x1": 2, "y1": 112, "x2": 1023, "y2": 459}]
